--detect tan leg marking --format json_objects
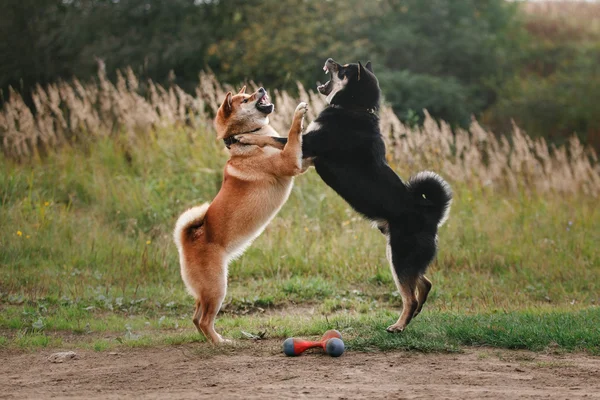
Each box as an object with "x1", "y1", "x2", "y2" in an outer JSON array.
[
  {"x1": 386, "y1": 275, "x2": 418, "y2": 333},
  {"x1": 385, "y1": 242, "x2": 418, "y2": 333},
  {"x1": 413, "y1": 275, "x2": 432, "y2": 318}
]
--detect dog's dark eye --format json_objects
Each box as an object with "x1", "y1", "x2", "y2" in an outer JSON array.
[{"x1": 242, "y1": 99, "x2": 249, "y2": 103}]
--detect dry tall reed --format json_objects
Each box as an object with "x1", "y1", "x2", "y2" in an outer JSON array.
[{"x1": 1, "y1": 68, "x2": 599, "y2": 196}]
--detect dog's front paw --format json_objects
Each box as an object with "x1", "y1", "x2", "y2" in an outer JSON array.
[
  {"x1": 294, "y1": 102, "x2": 308, "y2": 118},
  {"x1": 234, "y1": 134, "x2": 257, "y2": 145}
]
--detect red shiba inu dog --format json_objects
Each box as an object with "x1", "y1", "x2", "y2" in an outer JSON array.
[{"x1": 173, "y1": 86, "x2": 308, "y2": 343}]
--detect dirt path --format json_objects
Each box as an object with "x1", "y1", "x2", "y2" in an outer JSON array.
[{"x1": 1, "y1": 344, "x2": 599, "y2": 399}]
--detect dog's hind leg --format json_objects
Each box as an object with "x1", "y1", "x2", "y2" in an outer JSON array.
[
  {"x1": 198, "y1": 285, "x2": 228, "y2": 344},
  {"x1": 198, "y1": 261, "x2": 229, "y2": 344},
  {"x1": 386, "y1": 265, "x2": 418, "y2": 333},
  {"x1": 385, "y1": 228, "x2": 435, "y2": 333},
  {"x1": 384, "y1": 241, "x2": 418, "y2": 333},
  {"x1": 192, "y1": 300, "x2": 203, "y2": 334},
  {"x1": 413, "y1": 275, "x2": 432, "y2": 318},
  {"x1": 187, "y1": 250, "x2": 229, "y2": 344}
]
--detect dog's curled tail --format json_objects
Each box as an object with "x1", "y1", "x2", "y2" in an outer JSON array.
[
  {"x1": 173, "y1": 203, "x2": 210, "y2": 252},
  {"x1": 407, "y1": 171, "x2": 452, "y2": 227}
]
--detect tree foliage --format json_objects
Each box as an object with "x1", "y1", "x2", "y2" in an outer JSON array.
[
  {"x1": 367, "y1": 0, "x2": 523, "y2": 127},
  {"x1": 0, "y1": 0, "x2": 598, "y2": 150},
  {"x1": 485, "y1": 2, "x2": 600, "y2": 149}
]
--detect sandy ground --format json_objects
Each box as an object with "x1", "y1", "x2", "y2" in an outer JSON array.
[{"x1": 1, "y1": 344, "x2": 599, "y2": 399}]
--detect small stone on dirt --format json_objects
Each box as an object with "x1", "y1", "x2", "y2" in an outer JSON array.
[{"x1": 48, "y1": 351, "x2": 77, "y2": 363}]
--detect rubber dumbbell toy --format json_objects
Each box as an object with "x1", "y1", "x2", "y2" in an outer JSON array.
[{"x1": 283, "y1": 329, "x2": 345, "y2": 357}]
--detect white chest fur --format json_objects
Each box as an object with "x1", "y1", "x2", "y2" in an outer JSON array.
[{"x1": 306, "y1": 121, "x2": 321, "y2": 133}]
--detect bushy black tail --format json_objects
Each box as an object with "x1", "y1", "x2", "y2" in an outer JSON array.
[{"x1": 407, "y1": 171, "x2": 452, "y2": 227}]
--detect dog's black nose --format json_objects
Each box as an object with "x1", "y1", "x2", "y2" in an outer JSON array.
[{"x1": 258, "y1": 87, "x2": 266, "y2": 94}]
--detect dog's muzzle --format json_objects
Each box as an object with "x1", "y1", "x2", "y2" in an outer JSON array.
[{"x1": 255, "y1": 88, "x2": 274, "y2": 114}]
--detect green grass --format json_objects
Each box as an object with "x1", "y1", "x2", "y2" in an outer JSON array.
[
  {"x1": 1, "y1": 308, "x2": 598, "y2": 354},
  {"x1": 1, "y1": 126, "x2": 599, "y2": 353}
]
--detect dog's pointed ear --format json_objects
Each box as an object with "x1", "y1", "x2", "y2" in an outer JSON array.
[
  {"x1": 365, "y1": 61, "x2": 373, "y2": 73},
  {"x1": 238, "y1": 85, "x2": 246, "y2": 94},
  {"x1": 358, "y1": 61, "x2": 366, "y2": 81},
  {"x1": 221, "y1": 92, "x2": 233, "y2": 115}
]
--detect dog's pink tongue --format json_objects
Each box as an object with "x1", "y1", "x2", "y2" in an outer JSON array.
[{"x1": 323, "y1": 65, "x2": 329, "y2": 74}]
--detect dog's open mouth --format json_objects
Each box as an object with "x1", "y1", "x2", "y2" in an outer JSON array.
[
  {"x1": 317, "y1": 80, "x2": 333, "y2": 96},
  {"x1": 255, "y1": 92, "x2": 274, "y2": 114},
  {"x1": 317, "y1": 59, "x2": 337, "y2": 95}
]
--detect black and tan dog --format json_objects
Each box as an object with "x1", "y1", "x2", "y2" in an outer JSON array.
[
  {"x1": 173, "y1": 87, "x2": 308, "y2": 343},
  {"x1": 237, "y1": 59, "x2": 452, "y2": 333}
]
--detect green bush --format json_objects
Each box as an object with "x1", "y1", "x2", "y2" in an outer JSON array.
[
  {"x1": 487, "y1": 40, "x2": 600, "y2": 149},
  {"x1": 370, "y1": 0, "x2": 523, "y2": 128}
]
